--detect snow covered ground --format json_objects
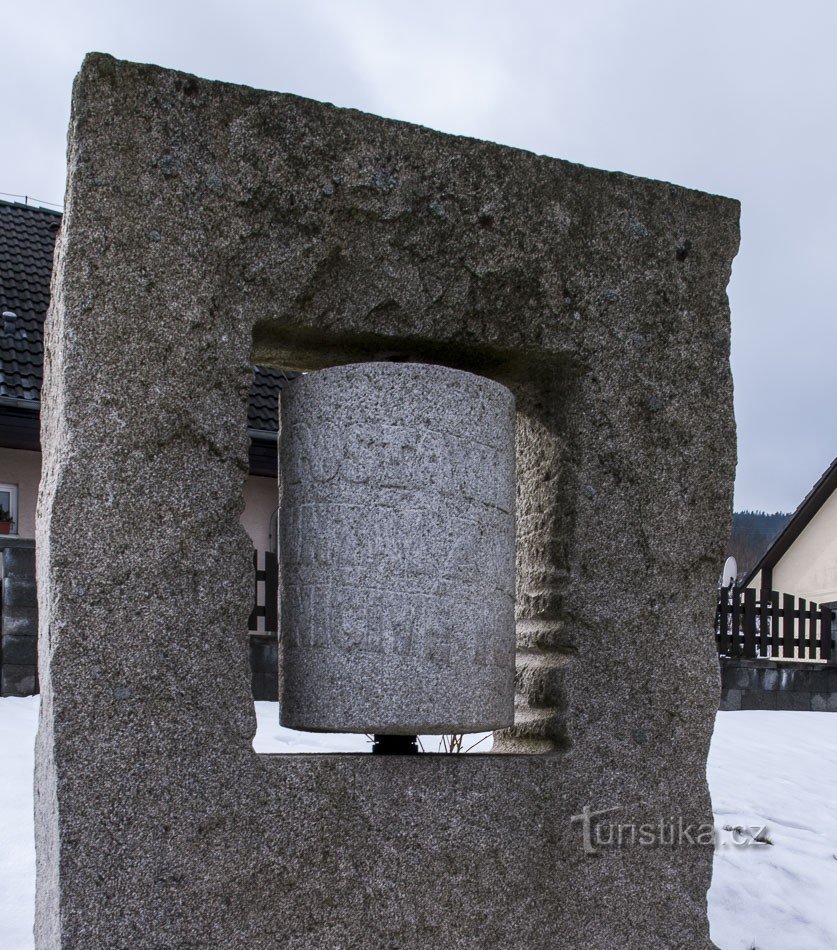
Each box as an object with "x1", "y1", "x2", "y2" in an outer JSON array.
[
  {"x1": 707, "y1": 712, "x2": 837, "y2": 949},
  {"x1": 2, "y1": 699, "x2": 835, "y2": 949}
]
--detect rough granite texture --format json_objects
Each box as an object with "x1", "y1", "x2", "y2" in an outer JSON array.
[
  {"x1": 36, "y1": 54, "x2": 739, "y2": 949},
  {"x1": 279, "y1": 363, "x2": 516, "y2": 734}
]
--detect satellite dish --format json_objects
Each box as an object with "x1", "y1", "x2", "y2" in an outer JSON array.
[{"x1": 721, "y1": 556, "x2": 738, "y2": 589}]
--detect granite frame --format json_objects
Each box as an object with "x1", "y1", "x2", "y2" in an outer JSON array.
[{"x1": 35, "y1": 54, "x2": 739, "y2": 948}]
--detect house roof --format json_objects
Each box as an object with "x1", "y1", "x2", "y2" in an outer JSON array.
[
  {"x1": 0, "y1": 197, "x2": 294, "y2": 433},
  {"x1": 249, "y1": 365, "x2": 294, "y2": 433},
  {"x1": 0, "y1": 200, "x2": 56, "y2": 403},
  {"x1": 741, "y1": 456, "x2": 837, "y2": 588}
]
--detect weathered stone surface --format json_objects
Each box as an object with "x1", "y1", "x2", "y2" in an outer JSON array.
[
  {"x1": 741, "y1": 690, "x2": 778, "y2": 710},
  {"x1": 787, "y1": 691, "x2": 813, "y2": 711},
  {"x1": 36, "y1": 54, "x2": 738, "y2": 949},
  {"x1": 279, "y1": 362, "x2": 516, "y2": 734},
  {"x1": 1, "y1": 664, "x2": 36, "y2": 697},
  {"x1": 761, "y1": 668, "x2": 779, "y2": 690}
]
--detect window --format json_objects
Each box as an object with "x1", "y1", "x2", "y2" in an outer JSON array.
[{"x1": 0, "y1": 483, "x2": 19, "y2": 535}]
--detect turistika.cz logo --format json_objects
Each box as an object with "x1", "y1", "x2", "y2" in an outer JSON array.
[{"x1": 570, "y1": 804, "x2": 771, "y2": 855}]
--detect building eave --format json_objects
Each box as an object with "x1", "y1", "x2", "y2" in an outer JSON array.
[
  {"x1": 741, "y1": 456, "x2": 837, "y2": 589},
  {"x1": 0, "y1": 404, "x2": 279, "y2": 474}
]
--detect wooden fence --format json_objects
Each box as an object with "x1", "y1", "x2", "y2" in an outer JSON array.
[
  {"x1": 249, "y1": 554, "x2": 836, "y2": 664},
  {"x1": 716, "y1": 587, "x2": 834, "y2": 661},
  {"x1": 248, "y1": 549, "x2": 278, "y2": 635}
]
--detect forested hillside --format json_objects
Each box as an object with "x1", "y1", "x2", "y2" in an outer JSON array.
[{"x1": 727, "y1": 511, "x2": 791, "y2": 579}]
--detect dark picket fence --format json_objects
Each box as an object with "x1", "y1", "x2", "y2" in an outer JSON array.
[
  {"x1": 249, "y1": 554, "x2": 837, "y2": 667},
  {"x1": 248, "y1": 550, "x2": 279, "y2": 700},
  {"x1": 248, "y1": 549, "x2": 278, "y2": 634},
  {"x1": 716, "y1": 586, "x2": 834, "y2": 662}
]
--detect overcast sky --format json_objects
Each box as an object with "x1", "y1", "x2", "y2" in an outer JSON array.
[{"x1": 2, "y1": 1, "x2": 834, "y2": 512}]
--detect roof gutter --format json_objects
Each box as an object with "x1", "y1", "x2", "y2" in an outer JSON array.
[
  {"x1": 0, "y1": 402, "x2": 275, "y2": 436},
  {"x1": 248, "y1": 427, "x2": 277, "y2": 443},
  {"x1": 0, "y1": 396, "x2": 40, "y2": 411},
  {"x1": 0, "y1": 401, "x2": 277, "y2": 446}
]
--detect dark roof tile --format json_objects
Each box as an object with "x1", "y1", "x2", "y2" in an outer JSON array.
[{"x1": 0, "y1": 198, "x2": 294, "y2": 431}]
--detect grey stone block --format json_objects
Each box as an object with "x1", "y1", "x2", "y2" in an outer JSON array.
[
  {"x1": 3, "y1": 577, "x2": 37, "y2": 608},
  {"x1": 2, "y1": 633, "x2": 37, "y2": 666},
  {"x1": 812, "y1": 670, "x2": 830, "y2": 692},
  {"x1": 279, "y1": 363, "x2": 516, "y2": 735},
  {"x1": 720, "y1": 688, "x2": 741, "y2": 711},
  {"x1": 249, "y1": 637, "x2": 278, "y2": 702},
  {"x1": 719, "y1": 660, "x2": 740, "y2": 689},
  {"x1": 760, "y1": 668, "x2": 779, "y2": 691},
  {"x1": 811, "y1": 693, "x2": 828, "y2": 712},
  {"x1": 741, "y1": 690, "x2": 779, "y2": 710},
  {"x1": 781, "y1": 667, "x2": 812, "y2": 691},
  {"x1": 2, "y1": 544, "x2": 36, "y2": 577},
  {"x1": 776, "y1": 666, "x2": 796, "y2": 690},
  {"x1": 0, "y1": 664, "x2": 37, "y2": 697},
  {"x1": 781, "y1": 691, "x2": 812, "y2": 712},
  {"x1": 34, "y1": 54, "x2": 739, "y2": 949},
  {"x1": 0, "y1": 604, "x2": 37, "y2": 638},
  {"x1": 810, "y1": 670, "x2": 830, "y2": 692}
]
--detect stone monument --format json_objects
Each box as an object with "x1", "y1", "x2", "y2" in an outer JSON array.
[
  {"x1": 36, "y1": 54, "x2": 739, "y2": 948},
  {"x1": 278, "y1": 362, "x2": 516, "y2": 736}
]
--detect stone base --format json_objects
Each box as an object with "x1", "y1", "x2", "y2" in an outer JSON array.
[{"x1": 719, "y1": 656, "x2": 837, "y2": 712}]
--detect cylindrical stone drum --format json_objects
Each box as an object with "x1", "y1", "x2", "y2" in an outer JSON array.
[{"x1": 278, "y1": 362, "x2": 516, "y2": 734}]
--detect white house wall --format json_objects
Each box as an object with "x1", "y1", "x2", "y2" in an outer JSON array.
[
  {"x1": 0, "y1": 447, "x2": 41, "y2": 538},
  {"x1": 754, "y1": 489, "x2": 837, "y2": 604},
  {"x1": 0, "y1": 446, "x2": 277, "y2": 551},
  {"x1": 241, "y1": 475, "x2": 277, "y2": 552}
]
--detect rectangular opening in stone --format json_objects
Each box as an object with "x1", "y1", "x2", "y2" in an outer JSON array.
[
  {"x1": 250, "y1": 333, "x2": 580, "y2": 756},
  {"x1": 36, "y1": 56, "x2": 737, "y2": 947}
]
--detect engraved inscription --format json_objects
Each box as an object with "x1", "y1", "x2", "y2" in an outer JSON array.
[
  {"x1": 281, "y1": 502, "x2": 514, "y2": 594},
  {"x1": 285, "y1": 421, "x2": 513, "y2": 513},
  {"x1": 278, "y1": 364, "x2": 517, "y2": 732},
  {"x1": 282, "y1": 582, "x2": 514, "y2": 669}
]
